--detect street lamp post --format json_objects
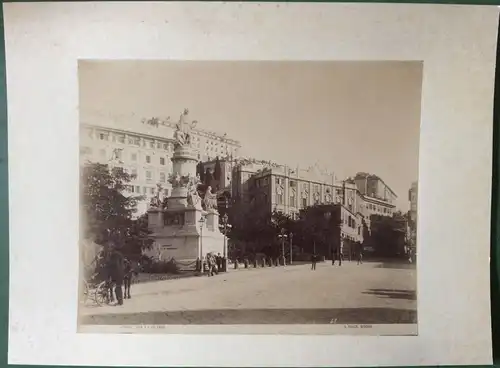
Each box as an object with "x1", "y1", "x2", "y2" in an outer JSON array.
[
  {"x1": 199, "y1": 216, "x2": 206, "y2": 273},
  {"x1": 220, "y1": 212, "x2": 231, "y2": 272},
  {"x1": 289, "y1": 232, "x2": 294, "y2": 265},
  {"x1": 324, "y1": 211, "x2": 332, "y2": 263},
  {"x1": 279, "y1": 228, "x2": 286, "y2": 266}
]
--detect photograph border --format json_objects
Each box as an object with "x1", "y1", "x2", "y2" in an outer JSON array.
[{"x1": 2, "y1": 1, "x2": 500, "y2": 367}]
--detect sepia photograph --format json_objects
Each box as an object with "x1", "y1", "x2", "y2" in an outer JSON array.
[
  {"x1": 6, "y1": 1, "x2": 497, "y2": 364},
  {"x1": 77, "y1": 60, "x2": 421, "y2": 334}
]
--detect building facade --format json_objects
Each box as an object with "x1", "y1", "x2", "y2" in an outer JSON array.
[
  {"x1": 80, "y1": 117, "x2": 241, "y2": 216},
  {"x1": 237, "y1": 164, "x2": 366, "y2": 244},
  {"x1": 228, "y1": 162, "x2": 398, "y2": 248}
]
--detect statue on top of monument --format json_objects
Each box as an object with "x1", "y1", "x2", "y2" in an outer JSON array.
[
  {"x1": 203, "y1": 186, "x2": 218, "y2": 211},
  {"x1": 174, "y1": 108, "x2": 198, "y2": 148}
]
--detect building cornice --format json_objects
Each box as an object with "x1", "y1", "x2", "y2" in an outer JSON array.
[
  {"x1": 82, "y1": 121, "x2": 241, "y2": 147},
  {"x1": 362, "y1": 195, "x2": 396, "y2": 208},
  {"x1": 81, "y1": 123, "x2": 176, "y2": 143}
]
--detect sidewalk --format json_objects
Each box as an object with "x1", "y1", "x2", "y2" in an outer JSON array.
[{"x1": 83, "y1": 261, "x2": 371, "y2": 305}]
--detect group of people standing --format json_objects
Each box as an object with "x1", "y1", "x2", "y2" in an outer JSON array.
[
  {"x1": 205, "y1": 252, "x2": 226, "y2": 276},
  {"x1": 310, "y1": 247, "x2": 363, "y2": 270},
  {"x1": 93, "y1": 243, "x2": 137, "y2": 306}
]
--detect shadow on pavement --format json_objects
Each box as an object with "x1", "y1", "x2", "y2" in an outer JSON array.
[
  {"x1": 372, "y1": 262, "x2": 416, "y2": 270},
  {"x1": 81, "y1": 307, "x2": 417, "y2": 325},
  {"x1": 363, "y1": 288, "x2": 416, "y2": 300}
]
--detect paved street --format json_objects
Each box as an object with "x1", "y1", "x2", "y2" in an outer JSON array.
[{"x1": 80, "y1": 261, "x2": 417, "y2": 325}]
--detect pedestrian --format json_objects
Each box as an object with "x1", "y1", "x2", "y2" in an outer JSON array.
[
  {"x1": 206, "y1": 253, "x2": 216, "y2": 277},
  {"x1": 106, "y1": 243, "x2": 125, "y2": 305},
  {"x1": 123, "y1": 257, "x2": 137, "y2": 299},
  {"x1": 332, "y1": 248, "x2": 342, "y2": 266},
  {"x1": 311, "y1": 253, "x2": 317, "y2": 270},
  {"x1": 357, "y1": 243, "x2": 363, "y2": 265},
  {"x1": 216, "y1": 252, "x2": 222, "y2": 272}
]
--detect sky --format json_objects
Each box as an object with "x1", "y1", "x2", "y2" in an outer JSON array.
[{"x1": 79, "y1": 60, "x2": 422, "y2": 211}]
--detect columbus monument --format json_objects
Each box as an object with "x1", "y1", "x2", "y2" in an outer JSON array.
[{"x1": 147, "y1": 109, "x2": 224, "y2": 271}]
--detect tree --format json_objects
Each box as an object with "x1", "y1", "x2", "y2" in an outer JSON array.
[
  {"x1": 204, "y1": 168, "x2": 215, "y2": 188},
  {"x1": 362, "y1": 218, "x2": 370, "y2": 244},
  {"x1": 214, "y1": 156, "x2": 222, "y2": 189},
  {"x1": 296, "y1": 204, "x2": 342, "y2": 257},
  {"x1": 122, "y1": 214, "x2": 154, "y2": 259},
  {"x1": 196, "y1": 162, "x2": 205, "y2": 183},
  {"x1": 80, "y1": 162, "x2": 151, "y2": 257},
  {"x1": 369, "y1": 213, "x2": 407, "y2": 257},
  {"x1": 225, "y1": 200, "x2": 276, "y2": 258}
]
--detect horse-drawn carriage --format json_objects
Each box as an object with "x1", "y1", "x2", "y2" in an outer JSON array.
[{"x1": 82, "y1": 277, "x2": 113, "y2": 306}]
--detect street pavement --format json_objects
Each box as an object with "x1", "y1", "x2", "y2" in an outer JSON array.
[{"x1": 80, "y1": 260, "x2": 417, "y2": 325}]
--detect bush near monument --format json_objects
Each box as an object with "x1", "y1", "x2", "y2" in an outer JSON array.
[{"x1": 80, "y1": 162, "x2": 154, "y2": 257}]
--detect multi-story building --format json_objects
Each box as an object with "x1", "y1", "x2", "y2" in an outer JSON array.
[
  {"x1": 199, "y1": 157, "x2": 235, "y2": 192},
  {"x1": 239, "y1": 164, "x2": 365, "y2": 244},
  {"x1": 79, "y1": 114, "x2": 241, "y2": 216},
  {"x1": 229, "y1": 162, "x2": 398, "y2": 247},
  {"x1": 408, "y1": 181, "x2": 418, "y2": 250},
  {"x1": 353, "y1": 172, "x2": 397, "y2": 218}
]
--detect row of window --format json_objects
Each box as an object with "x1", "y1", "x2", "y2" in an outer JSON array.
[
  {"x1": 92, "y1": 129, "x2": 238, "y2": 156},
  {"x1": 367, "y1": 202, "x2": 392, "y2": 215},
  {"x1": 81, "y1": 146, "x2": 171, "y2": 167},
  {"x1": 127, "y1": 186, "x2": 170, "y2": 197},
  {"x1": 275, "y1": 193, "x2": 341, "y2": 208},
  {"x1": 271, "y1": 177, "x2": 343, "y2": 197},
  {"x1": 129, "y1": 170, "x2": 168, "y2": 183},
  {"x1": 95, "y1": 131, "x2": 173, "y2": 151},
  {"x1": 114, "y1": 149, "x2": 170, "y2": 166}
]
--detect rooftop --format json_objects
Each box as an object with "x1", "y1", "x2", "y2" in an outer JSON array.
[
  {"x1": 353, "y1": 171, "x2": 397, "y2": 197},
  {"x1": 80, "y1": 110, "x2": 241, "y2": 146}
]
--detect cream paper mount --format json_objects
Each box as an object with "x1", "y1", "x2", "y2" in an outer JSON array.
[{"x1": 4, "y1": 2, "x2": 497, "y2": 367}]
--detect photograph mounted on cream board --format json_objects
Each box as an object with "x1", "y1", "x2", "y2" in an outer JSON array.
[{"x1": 4, "y1": 1, "x2": 497, "y2": 366}]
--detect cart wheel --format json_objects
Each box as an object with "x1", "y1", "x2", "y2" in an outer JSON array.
[{"x1": 94, "y1": 281, "x2": 109, "y2": 306}]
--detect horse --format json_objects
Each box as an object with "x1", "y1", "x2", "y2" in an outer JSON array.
[{"x1": 123, "y1": 258, "x2": 140, "y2": 299}]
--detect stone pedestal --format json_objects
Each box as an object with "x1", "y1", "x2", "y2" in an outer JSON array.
[{"x1": 147, "y1": 143, "x2": 224, "y2": 271}]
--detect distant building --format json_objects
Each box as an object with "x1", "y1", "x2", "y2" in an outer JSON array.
[
  {"x1": 408, "y1": 181, "x2": 418, "y2": 250},
  {"x1": 354, "y1": 172, "x2": 397, "y2": 204},
  {"x1": 198, "y1": 156, "x2": 235, "y2": 193}
]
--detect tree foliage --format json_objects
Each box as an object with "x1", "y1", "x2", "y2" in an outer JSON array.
[
  {"x1": 295, "y1": 204, "x2": 342, "y2": 256},
  {"x1": 196, "y1": 162, "x2": 205, "y2": 183},
  {"x1": 225, "y1": 202, "x2": 342, "y2": 259},
  {"x1": 369, "y1": 212, "x2": 407, "y2": 257},
  {"x1": 214, "y1": 156, "x2": 222, "y2": 188},
  {"x1": 80, "y1": 162, "x2": 153, "y2": 258},
  {"x1": 204, "y1": 168, "x2": 215, "y2": 188}
]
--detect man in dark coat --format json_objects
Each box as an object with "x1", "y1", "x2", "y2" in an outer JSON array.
[
  {"x1": 216, "y1": 253, "x2": 222, "y2": 272},
  {"x1": 332, "y1": 247, "x2": 342, "y2": 266},
  {"x1": 106, "y1": 244, "x2": 125, "y2": 305},
  {"x1": 311, "y1": 253, "x2": 317, "y2": 270},
  {"x1": 123, "y1": 257, "x2": 137, "y2": 299},
  {"x1": 357, "y1": 243, "x2": 364, "y2": 265}
]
